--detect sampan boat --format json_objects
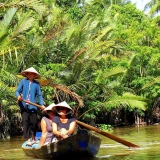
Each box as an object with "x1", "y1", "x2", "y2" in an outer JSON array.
[{"x1": 22, "y1": 129, "x2": 102, "y2": 159}]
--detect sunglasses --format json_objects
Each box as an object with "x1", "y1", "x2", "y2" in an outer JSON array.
[
  {"x1": 27, "y1": 72, "x2": 35, "y2": 75},
  {"x1": 57, "y1": 107, "x2": 66, "y2": 111}
]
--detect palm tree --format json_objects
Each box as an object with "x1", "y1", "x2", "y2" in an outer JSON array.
[
  {"x1": 144, "y1": 0, "x2": 160, "y2": 16},
  {"x1": 0, "y1": 0, "x2": 47, "y2": 139},
  {"x1": 0, "y1": 0, "x2": 150, "y2": 130},
  {"x1": 53, "y1": 6, "x2": 148, "y2": 120}
]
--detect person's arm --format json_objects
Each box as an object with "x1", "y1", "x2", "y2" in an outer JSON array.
[
  {"x1": 67, "y1": 120, "x2": 77, "y2": 135},
  {"x1": 52, "y1": 123, "x2": 68, "y2": 139},
  {"x1": 52, "y1": 122, "x2": 60, "y2": 137},
  {"x1": 15, "y1": 80, "x2": 23, "y2": 101},
  {"x1": 36, "y1": 83, "x2": 45, "y2": 110},
  {"x1": 36, "y1": 83, "x2": 44, "y2": 105},
  {"x1": 40, "y1": 118, "x2": 47, "y2": 146},
  {"x1": 52, "y1": 116, "x2": 65, "y2": 138},
  {"x1": 61, "y1": 120, "x2": 76, "y2": 136},
  {"x1": 58, "y1": 119, "x2": 77, "y2": 139}
]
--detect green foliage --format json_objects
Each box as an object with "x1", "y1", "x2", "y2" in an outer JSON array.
[
  {"x1": 54, "y1": 0, "x2": 76, "y2": 8},
  {"x1": 5, "y1": 0, "x2": 46, "y2": 15},
  {"x1": 8, "y1": 105, "x2": 20, "y2": 113},
  {"x1": 66, "y1": 4, "x2": 85, "y2": 23},
  {"x1": 97, "y1": 124, "x2": 113, "y2": 132},
  {"x1": 0, "y1": 0, "x2": 159, "y2": 130}
]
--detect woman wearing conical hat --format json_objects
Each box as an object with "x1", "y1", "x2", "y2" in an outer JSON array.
[
  {"x1": 52, "y1": 101, "x2": 76, "y2": 141},
  {"x1": 15, "y1": 67, "x2": 45, "y2": 146},
  {"x1": 40, "y1": 103, "x2": 57, "y2": 146}
]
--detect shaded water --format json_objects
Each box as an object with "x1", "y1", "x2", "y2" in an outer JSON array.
[{"x1": 1, "y1": 124, "x2": 160, "y2": 159}]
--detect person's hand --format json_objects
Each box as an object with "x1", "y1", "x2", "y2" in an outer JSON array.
[
  {"x1": 61, "y1": 134, "x2": 69, "y2": 139},
  {"x1": 17, "y1": 95, "x2": 23, "y2": 101},
  {"x1": 59, "y1": 129, "x2": 69, "y2": 139},
  {"x1": 61, "y1": 130, "x2": 68, "y2": 135},
  {"x1": 40, "y1": 105, "x2": 46, "y2": 111},
  {"x1": 59, "y1": 132, "x2": 69, "y2": 139}
]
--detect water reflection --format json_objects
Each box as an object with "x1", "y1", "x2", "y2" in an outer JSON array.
[
  {"x1": 97, "y1": 124, "x2": 160, "y2": 160},
  {"x1": 1, "y1": 125, "x2": 160, "y2": 159}
]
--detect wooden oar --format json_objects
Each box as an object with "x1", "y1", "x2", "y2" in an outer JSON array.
[
  {"x1": 76, "y1": 120, "x2": 139, "y2": 148},
  {"x1": 22, "y1": 99, "x2": 44, "y2": 110},
  {"x1": 21, "y1": 99, "x2": 139, "y2": 148}
]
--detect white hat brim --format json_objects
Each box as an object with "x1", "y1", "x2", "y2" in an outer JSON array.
[
  {"x1": 54, "y1": 101, "x2": 73, "y2": 111},
  {"x1": 43, "y1": 103, "x2": 56, "y2": 112},
  {"x1": 21, "y1": 67, "x2": 40, "y2": 79}
]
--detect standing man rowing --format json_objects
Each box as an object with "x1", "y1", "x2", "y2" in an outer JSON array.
[{"x1": 16, "y1": 67, "x2": 45, "y2": 146}]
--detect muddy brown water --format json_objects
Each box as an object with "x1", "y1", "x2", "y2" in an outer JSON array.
[{"x1": 1, "y1": 124, "x2": 160, "y2": 160}]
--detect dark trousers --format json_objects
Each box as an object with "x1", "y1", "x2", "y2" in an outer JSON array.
[{"x1": 21, "y1": 111, "x2": 37, "y2": 139}]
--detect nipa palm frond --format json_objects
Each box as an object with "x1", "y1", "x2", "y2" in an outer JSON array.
[
  {"x1": 20, "y1": 0, "x2": 46, "y2": 14},
  {"x1": 106, "y1": 92, "x2": 149, "y2": 111},
  {"x1": 62, "y1": 24, "x2": 77, "y2": 45},
  {"x1": 103, "y1": 67, "x2": 126, "y2": 79},
  {"x1": 0, "y1": 69, "x2": 20, "y2": 86},
  {"x1": 11, "y1": 12, "x2": 35, "y2": 39},
  {"x1": 94, "y1": 67, "x2": 126, "y2": 84},
  {"x1": 95, "y1": 26, "x2": 113, "y2": 42},
  {"x1": 0, "y1": 83, "x2": 15, "y2": 101},
  {"x1": 6, "y1": 0, "x2": 46, "y2": 15},
  {"x1": 141, "y1": 76, "x2": 160, "y2": 90},
  {"x1": 0, "y1": 7, "x2": 17, "y2": 38}
]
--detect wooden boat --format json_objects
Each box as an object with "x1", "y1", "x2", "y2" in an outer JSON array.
[{"x1": 22, "y1": 129, "x2": 102, "y2": 159}]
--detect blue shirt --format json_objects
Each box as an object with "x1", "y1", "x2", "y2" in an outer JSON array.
[{"x1": 15, "y1": 78, "x2": 44, "y2": 112}]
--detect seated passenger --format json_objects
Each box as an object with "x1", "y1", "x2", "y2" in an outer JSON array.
[
  {"x1": 40, "y1": 103, "x2": 56, "y2": 146},
  {"x1": 52, "y1": 101, "x2": 76, "y2": 141}
]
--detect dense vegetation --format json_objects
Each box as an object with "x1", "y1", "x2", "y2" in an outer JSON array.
[{"x1": 0, "y1": 0, "x2": 160, "y2": 138}]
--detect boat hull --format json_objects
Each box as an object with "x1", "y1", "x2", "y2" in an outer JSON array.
[{"x1": 22, "y1": 129, "x2": 101, "y2": 159}]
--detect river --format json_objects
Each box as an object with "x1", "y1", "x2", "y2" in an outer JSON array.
[{"x1": 1, "y1": 124, "x2": 160, "y2": 160}]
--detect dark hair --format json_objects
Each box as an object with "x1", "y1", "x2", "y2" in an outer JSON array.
[{"x1": 43, "y1": 112, "x2": 50, "y2": 118}]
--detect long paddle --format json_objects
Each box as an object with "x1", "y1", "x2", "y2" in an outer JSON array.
[
  {"x1": 22, "y1": 99, "x2": 44, "y2": 110},
  {"x1": 21, "y1": 99, "x2": 139, "y2": 148},
  {"x1": 76, "y1": 120, "x2": 139, "y2": 148}
]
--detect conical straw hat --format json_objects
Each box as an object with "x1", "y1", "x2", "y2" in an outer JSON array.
[
  {"x1": 54, "y1": 101, "x2": 73, "y2": 111},
  {"x1": 21, "y1": 67, "x2": 40, "y2": 79},
  {"x1": 42, "y1": 103, "x2": 56, "y2": 113}
]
